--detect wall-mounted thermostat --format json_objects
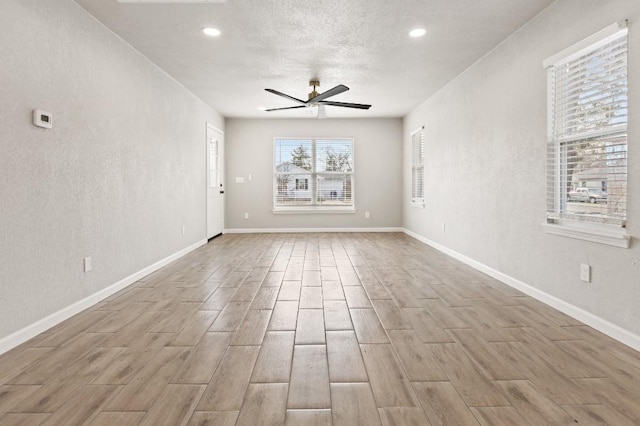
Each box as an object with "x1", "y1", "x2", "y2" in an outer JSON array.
[{"x1": 33, "y1": 109, "x2": 53, "y2": 129}]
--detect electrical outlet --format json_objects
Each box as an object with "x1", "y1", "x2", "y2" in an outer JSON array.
[
  {"x1": 442, "y1": 222, "x2": 446, "y2": 232},
  {"x1": 248, "y1": 174, "x2": 253, "y2": 182},
  {"x1": 182, "y1": 225, "x2": 185, "y2": 235},
  {"x1": 580, "y1": 264, "x2": 591, "y2": 282},
  {"x1": 84, "y1": 256, "x2": 92, "y2": 273},
  {"x1": 244, "y1": 213, "x2": 249, "y2": 220},
  {"x1": 365, "y1": 212, "x2": 370, "y2": 219}
]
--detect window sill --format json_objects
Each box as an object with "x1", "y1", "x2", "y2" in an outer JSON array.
[
  {"x1": 273, "y1": 207, "x2": 356, "y2": 215},
  {"x1": 542, "y1": 219, "x2": 631, "y2": 248},
  {"x1": 410, "y1": 202, "x2": 425, "y2": 209}
]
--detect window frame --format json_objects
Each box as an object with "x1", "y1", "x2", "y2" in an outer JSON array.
[
  {"x1": 272, "y1": 137, "x2": 356, "y2": 214},
  {"x1": 410, "y1": 126, "x2": 425, "y2": 208},
  {"x1": 542, "y1": 21, "x2": 630, "y2": 248}
]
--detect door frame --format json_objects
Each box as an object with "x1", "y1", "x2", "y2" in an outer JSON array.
[{"x1": 206, "y1": 122, "x2": 225, "y2": 239}]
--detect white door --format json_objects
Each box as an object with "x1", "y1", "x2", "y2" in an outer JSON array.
[{"x1": 206, "y1": 125, "x2": 224, "y2": 239}]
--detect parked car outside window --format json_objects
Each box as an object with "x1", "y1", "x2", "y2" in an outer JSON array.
[{"x1": 568, "y1": 188, "x2": 608, "y2": 204}]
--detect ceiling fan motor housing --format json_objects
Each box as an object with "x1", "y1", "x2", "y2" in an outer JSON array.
[{"x1": 308, "y1": 80, "x2": 320, "y2": 101}]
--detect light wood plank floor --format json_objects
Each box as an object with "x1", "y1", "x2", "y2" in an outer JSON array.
[{"x1": 1, "y1": 233, "x2": 640, "y2": 425}]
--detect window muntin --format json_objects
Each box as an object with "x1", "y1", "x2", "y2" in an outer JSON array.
[
  {"x1": 411, "y1": 127, "x2": 425, "y2": 205},
  {"x1": 546, "y1": 24, "x2": 627, "y2": 226},
  {"x1": 274, "y1": 138, "x2": 354, "y2": 209}
]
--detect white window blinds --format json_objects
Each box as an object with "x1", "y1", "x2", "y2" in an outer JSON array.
[
  {"x1": 411, "y1": 128, "x2": 425, "y2": 205},
  {"x1": 545, "y1": 23, "x2": 627, "y2": 225}
]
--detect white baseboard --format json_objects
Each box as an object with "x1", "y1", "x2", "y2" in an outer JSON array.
[
  {"x1": 0, "y1": 239, "x2": 207, "y2": 356},
  {"x1": 403, "y1": 228, "x2": 640, "y2": 351},
  {"x1": 224, "y1": 227, "x2": 404, "y2": 234}
]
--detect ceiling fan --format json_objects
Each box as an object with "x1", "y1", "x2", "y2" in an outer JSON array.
[{"x1": 264, "y1": 80, "x2": 372, "y2": 117}]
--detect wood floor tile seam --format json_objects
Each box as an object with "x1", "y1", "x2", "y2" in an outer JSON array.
[
  {"x1": 456, "y1": 403, "x2": 517, "y2": 409},
  {"x1": 5, "y1": 410, "x2": 56, "y2": 415}
]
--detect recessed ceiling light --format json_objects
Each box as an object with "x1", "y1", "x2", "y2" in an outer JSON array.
[
  {"x1": 409, "y1": 28, "x2": 427, "y2": 38},
  {"x1": 258, "y1": 107, "x2": 267, "y2": 111},
  {"x1": 202, "y1": 27, "x2": 221, "y2": 37}
]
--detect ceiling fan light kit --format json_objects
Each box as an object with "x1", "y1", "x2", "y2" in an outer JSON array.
[{"x1": 264, "y1": 80, "x2": 372, "y2": 117}]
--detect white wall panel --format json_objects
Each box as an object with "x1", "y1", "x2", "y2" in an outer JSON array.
[
  {"x1": 0, "y1": 0, "x2": 224, "y2": 340},
  {"x1": 225, "y1": 118, "x2": 402, "y2": 230}
]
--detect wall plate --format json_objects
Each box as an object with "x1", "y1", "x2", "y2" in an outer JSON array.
[{"x1": 580, "y1": 263, "x2": 591, "y2": 282}]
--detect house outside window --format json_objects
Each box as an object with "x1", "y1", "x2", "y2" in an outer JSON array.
[
  {"x1": 274, "y1": 138, "x2": 354, "y2": 212},
  {"x1": 542, "y1": 22, "x2": 630, "y2": 248}
]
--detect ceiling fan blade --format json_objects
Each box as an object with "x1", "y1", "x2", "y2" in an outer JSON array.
[
  {"x1": 265, "y1": 105, "x2": 308, "y2": 112},
  {"x1": 319, "y1": 100, "x2": 372, "y2": 110},
  {"x1": 265, "y1": 89, "x2": 306, "y2": 105},
  {"x1": 308, "y1": 84, "x2": 349, "y2": 103}
]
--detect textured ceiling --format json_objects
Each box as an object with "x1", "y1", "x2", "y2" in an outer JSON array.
[{"x1": 74, "y1": 0, "x2": 555, "y2": 118}]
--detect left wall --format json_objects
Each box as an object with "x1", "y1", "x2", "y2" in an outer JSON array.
[{"x1": 0, "y1": 0, "x2": 224, "y2": 347}]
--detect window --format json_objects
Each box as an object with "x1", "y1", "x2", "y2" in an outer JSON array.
[
  {"x1": 208, "y1": 135, "x2": 219, "y2": 189},
  {"x1": 411, "y1": 127, "x2": 425, "y2": 206},
  {"x1": 295, "y1": 178, "x2": 309, "y2": 190},
  {"x1": 543, "y1": 22, "x2": 629, "y2": 247},
  {"x1": 274, "y1": 138, "x2": 354, "y2": 211}
]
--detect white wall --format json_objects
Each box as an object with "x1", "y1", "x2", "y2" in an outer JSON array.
[
  {"x1": 0, "y1": 0, "x2": 224, "y2": 341},
  {"x1": 225, "y1": 118, "x2": 402, "y2": 230},
  {"x1": 404, "y1": 0, "x2": 640, "y2": 338}
]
